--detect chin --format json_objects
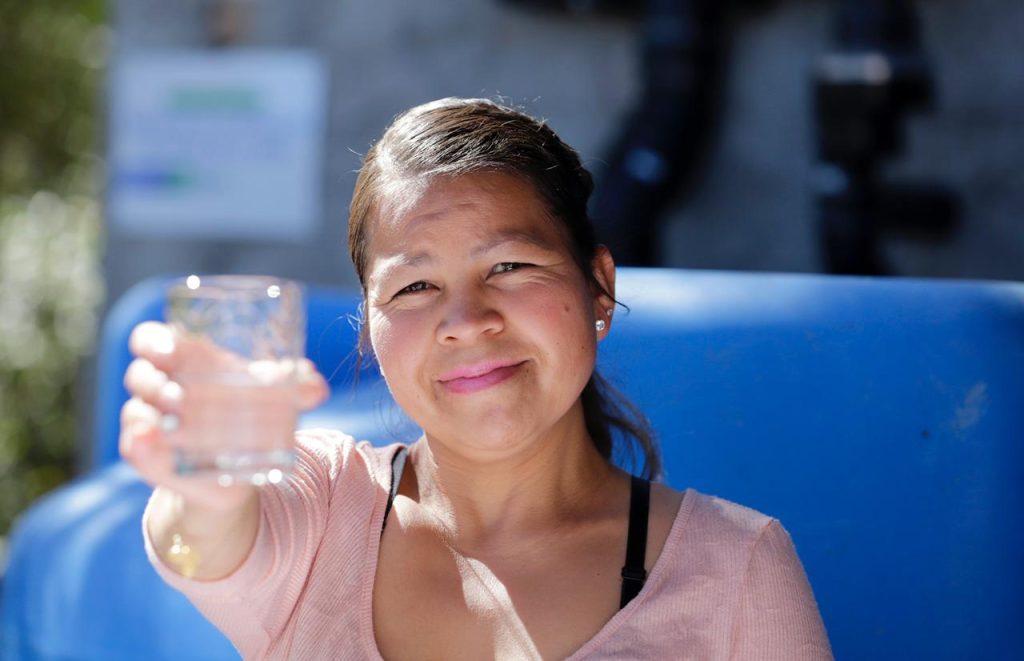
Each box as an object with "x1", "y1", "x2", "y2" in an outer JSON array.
[{"x1": 431, "y1": 412, "x2": 538, "y2": 455}]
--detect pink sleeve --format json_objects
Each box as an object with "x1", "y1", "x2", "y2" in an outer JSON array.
[
  {"x1": 143, "y1": 430, "x2": 365, "y2": 658},
  {"x1": 729, "y1": 519, "x2": 834, "y2": 661}
]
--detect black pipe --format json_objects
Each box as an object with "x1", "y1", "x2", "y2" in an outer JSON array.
[
  {"x1": 589, "y1": 0, "x2": 727, "y2": 265},
  {"x1": 813, "y1": 0, "x2": 959, "y2": 274}
]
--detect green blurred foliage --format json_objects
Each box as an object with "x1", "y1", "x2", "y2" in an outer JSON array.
[
  {"x1": 0, "y1": 0, "x2": 108, "y2": 538},
  {"x1": 0, "y1": 1, "x2": 107, "y2": 195}
]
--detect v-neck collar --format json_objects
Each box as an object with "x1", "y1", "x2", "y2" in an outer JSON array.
[{"x1": 359, "y1": 450, "x2": 695, "y2": 660}]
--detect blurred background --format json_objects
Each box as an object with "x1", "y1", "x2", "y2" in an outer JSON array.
[{"x1": 0, "y1": 0, "x2": 1021, "y2": 563}]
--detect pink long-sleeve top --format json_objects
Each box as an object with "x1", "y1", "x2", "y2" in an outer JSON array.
[{"x1": 144, "y1": 429, "x2": 833, "y2": 660}]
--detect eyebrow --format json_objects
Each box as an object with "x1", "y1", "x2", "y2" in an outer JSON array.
[{"x1": 367, "y1": 230, "x2": 560, "y2": 290}]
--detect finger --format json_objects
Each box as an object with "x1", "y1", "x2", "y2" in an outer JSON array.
[
  {"x1": 119, "y1": 397, "x2": 172, "y2": 475},
  {"x1": 124, "y1": 358, "x2": 184, "y2": 412},
  {"x1": 129, "y1": 321, "x2": 178, "y2": 371},
  {"x1": 119, "y1": 398, "x2": 256, "y2": 507},
  {"x1": 121, "y1": 395, "x2": 163, "y2": 432},
  {"x1": 296, "y1": 359, "x2": 329, "y2": 410},
  {"x1": 119, "y1": 424, "x2": 178, "y2": 489},
  {"x1": 119, "y1": 396, "x2": 183, "y2": 451}
]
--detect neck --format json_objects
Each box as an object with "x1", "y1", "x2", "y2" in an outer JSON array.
[{"x1": 410, "y1": 407, "x2": 618, "y2": 555}]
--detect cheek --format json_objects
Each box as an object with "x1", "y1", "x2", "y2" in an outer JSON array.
[
  {"x1": 523, "y1": 286, "x2": 597, "y2": 368},
  {"x1": 368, "y1": 313, "x2": 414, "y2": 385}
]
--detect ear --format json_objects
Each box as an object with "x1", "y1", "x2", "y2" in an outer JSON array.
[{"x1": 591, "y1": 245, "x2": 616, "y2": 337}]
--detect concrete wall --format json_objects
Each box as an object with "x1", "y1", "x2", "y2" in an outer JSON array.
[
  {"x1": 106, "y1": 0, "x2": 637, "y2": 301},
  {"x1": 663, "y1": 0, "x2": 1024, "y2": 279},
  {"x1": 107, "y1": 0, "x2": 1023, "y2": 302}
]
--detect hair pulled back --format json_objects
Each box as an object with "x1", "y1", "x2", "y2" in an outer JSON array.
[{"x1": 348, "y1": 97, "x2": 661, "y2": 480}]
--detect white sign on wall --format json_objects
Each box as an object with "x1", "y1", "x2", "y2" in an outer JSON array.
[{"x1": 109, "y1": 50, "x2": 328, "y2": 241}]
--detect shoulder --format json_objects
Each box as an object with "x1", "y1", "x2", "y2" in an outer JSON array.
[
  {"x1": 644, "y1": 489, "x2": 811, "y2": 606},
  {"x1": 677, "y1": 491, "x2": 834, "y2": 658},
  {"x1": 594, "y1": 490, "x2": 829, "y2": 658},
  {"x1": 651, "y1": 488, "x2": 782, "y2": 584},
  {"x1": 681, "y1": 488, "x2": 777, "y2": 545}
]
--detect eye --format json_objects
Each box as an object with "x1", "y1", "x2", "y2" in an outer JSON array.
[
  {"x1": 396, "y1": 281, "x2": 431, "y2": 296},
  {"x1": 492, "y1": 262, "x2": 530, "y2": 274}
]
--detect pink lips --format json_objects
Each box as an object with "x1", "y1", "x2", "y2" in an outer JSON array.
[{"x1": 438, "y1": 360, "x2": 526, "y2": 394}]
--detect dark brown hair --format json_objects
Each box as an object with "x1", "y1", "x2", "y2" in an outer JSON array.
[{"x1": 348, "y1": 97, "x2": 661, "y2": 480}]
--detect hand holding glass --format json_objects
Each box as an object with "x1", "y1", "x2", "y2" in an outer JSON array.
[{"x1": 166, "y1": 275, "x2": 305, "y2": 486}]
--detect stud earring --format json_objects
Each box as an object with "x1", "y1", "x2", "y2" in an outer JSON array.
[{"x1": 595, "y1": 319, "x2": 607, "y2": 332}]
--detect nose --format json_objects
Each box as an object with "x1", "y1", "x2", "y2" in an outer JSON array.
[{"x1": 436, "y1": 287, "x2": 504, "y2": 344}]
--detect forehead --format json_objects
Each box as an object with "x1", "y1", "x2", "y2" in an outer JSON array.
[{"x1": 366, "y1": 171, "x2": 567, "y2": 259}]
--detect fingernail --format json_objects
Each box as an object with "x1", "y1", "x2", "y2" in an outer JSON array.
[
  {"x1": 162, "y1": 382, "x2": 184, "y2": 408},
  {"x1": 160, "y1": 414, "x2": 181, "y2": 434},
  {"x1": 153, "y1": 331, "x2": 174, "y2": 355}
]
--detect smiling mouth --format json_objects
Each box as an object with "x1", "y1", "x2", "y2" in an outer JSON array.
[{"x1": 438, "y1": 360, "x2": 527, "y2": 394}]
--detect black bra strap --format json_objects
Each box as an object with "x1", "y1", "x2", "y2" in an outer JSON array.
[
  {"x1": 381, "y1": 446, "x2": 409, "y2": 535},
  {"x1": 620, "y1": 475, "x2": 651, "y2": 608}
]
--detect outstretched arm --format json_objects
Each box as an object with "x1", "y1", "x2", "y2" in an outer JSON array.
[{"x1": 122, "y1": 320, "x2": 328, "y2": 580}]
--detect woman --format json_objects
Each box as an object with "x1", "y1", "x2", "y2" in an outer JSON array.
[{"x1": 122, "y1": 98, "x2": 833, "y2": 660}]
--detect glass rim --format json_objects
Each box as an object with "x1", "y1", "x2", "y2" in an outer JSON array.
[{"x1": 168, "y1": 274, "x2": 303, "y2": 301}]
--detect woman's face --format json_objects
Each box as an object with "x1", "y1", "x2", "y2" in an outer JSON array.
[{"x1": 364, "y1": 171, "x2": 615, "y2": 460}]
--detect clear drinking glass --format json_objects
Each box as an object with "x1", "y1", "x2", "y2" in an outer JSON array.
[{"x1": 166, "y1": 274, "x2": 305, "y2": 486}]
